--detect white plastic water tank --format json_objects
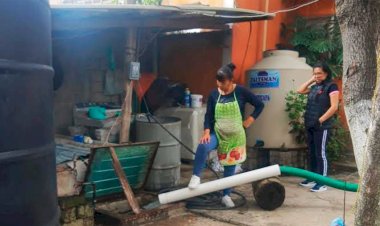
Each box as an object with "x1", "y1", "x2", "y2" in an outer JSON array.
[{"x1": 245, "y1": 50, "x2": 312, "y2": 149}]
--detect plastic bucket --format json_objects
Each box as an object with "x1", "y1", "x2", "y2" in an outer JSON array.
[{"x1": 191, "y1": 94, "x2": 203, "y2": 108}]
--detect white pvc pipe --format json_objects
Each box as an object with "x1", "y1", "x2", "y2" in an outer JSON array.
[{"x1": 159, "y1": 165, "x2": 281, "y2": 204}]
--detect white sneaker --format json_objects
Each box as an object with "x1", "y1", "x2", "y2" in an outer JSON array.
[
  {"x1": 310, "y1": 184, "x2": 327, "y2": 192},
  {"x1": 299, "y1": 179, "x2": 316, "y2": 188},
  {"x1": 221, "y1": 195, "x2": 235, "y2": 208},
  {"x1": 188, "y1": 175, "x2": 200, "y2": 189},
  {"x1": 235, "y1": 165, "x2": 243, "y2": 174}
]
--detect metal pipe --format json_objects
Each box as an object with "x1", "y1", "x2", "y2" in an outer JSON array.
[
  {"x1": 262, "y1": 0, "x2": 269, "y2": 52},
  {"x1": 158, "y1": 165, "x2": 281, "y2": 204}
]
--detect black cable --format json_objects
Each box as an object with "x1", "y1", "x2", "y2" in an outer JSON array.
[
  {"x1": 158, "y1": 186, "x2": 247, "y2": 210},
  {"x1": 82, "y1": 182, "x2": 97, "y2": 210},
  {"x1": 185, "y1": 190, "x2": 247, "y2": 210},
  {"x1": 240, "y1": 21, "x2": 252, "y2": 79},
  {"x1": 343, "y1": 181, "x2": 346, "y2": 225},
  {"x1": 141, "y1": 96, "x2": 220, "y2": 178}
]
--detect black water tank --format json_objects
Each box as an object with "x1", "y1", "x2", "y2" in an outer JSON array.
[{"x1": 0, "y1": 1, "x2": 59, "y2": 226}]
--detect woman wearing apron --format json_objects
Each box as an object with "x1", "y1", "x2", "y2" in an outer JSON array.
[{"x1": 188, "y1": 63, "x2": 264, "y2": 207}]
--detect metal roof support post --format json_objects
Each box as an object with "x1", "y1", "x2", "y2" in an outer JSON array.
[{"x1": 262, "y1": 0, "x2": 269, "y2": 52}]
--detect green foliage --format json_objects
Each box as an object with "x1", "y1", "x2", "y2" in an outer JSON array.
[
  {"x1": 288, "y1": 17, "x2": 343, "y2": 78},
  {"x1": 285, "y1": 90, "x2": 307, "y2": 144},
  {"x1": 285, "y1": 91, "x2": 347, "y2": 162},
  {"x1": 137, "y1": 0, "x2": 162, "y2": 5},
  {"x1": 326, "y1": 117, "x2": 348, "y2": 162}
]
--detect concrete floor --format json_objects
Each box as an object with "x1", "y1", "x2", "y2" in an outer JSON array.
[
  {"x1": 146, "y1": 164, "x2": 359, "y2": 226},
  {"x1": 145, "y1": 212, "x2": 234, "y2": 226}
]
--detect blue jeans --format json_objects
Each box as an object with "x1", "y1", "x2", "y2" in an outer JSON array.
[{"x1": 193, "y1": 133, "x2": 236, "y2": 196}]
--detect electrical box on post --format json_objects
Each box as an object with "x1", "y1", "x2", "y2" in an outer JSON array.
[{"x1": 129, "y1": 62, "x2": 140, "y2": 80}]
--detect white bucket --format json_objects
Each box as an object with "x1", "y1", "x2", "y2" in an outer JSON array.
[{"x1": 191, "y1": 94, "x2": 203, "y2": 108}]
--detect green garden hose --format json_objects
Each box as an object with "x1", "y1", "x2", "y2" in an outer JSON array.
[{"x1": 280, "y1": 166, "x2": 358, "y2": 192}]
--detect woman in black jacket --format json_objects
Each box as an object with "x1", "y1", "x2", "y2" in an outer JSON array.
[{"x1": 297, "y1": 62, "x2": 339, "y2": 192}]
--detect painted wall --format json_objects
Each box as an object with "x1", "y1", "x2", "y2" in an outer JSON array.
[
  {"x1": 289, "y1": 0, "x2": 336, "y2": 18},
  {"x1": 162, "y1": 0, "x2": 287, "y2": 85},
  {"x1": 161, "y1": 0, "x2": 228, "y2": 7},
  {"x1": 232, "y1": 0, "x2": 286, "y2": 84},
  {"x1": 232, "y1": 0, "x2": 336, "y2": 85},
  {"x1": 160, "y1": 0, "x2": 288, "y2": 86},
  {"x1": 158, "y1": 31, "x2": 227, "y2": 97},
  {"x1": 159, "y1": 0, "x2": 336, "y2": 97}
]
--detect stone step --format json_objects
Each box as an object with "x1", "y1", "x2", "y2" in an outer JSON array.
[{"x1": 331, "y1": 161, "x2": 358, "y2": 173}]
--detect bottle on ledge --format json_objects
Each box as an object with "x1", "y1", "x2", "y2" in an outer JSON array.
[{"x1": 184, "y1": 88, "x2": 191, "y2": 108}]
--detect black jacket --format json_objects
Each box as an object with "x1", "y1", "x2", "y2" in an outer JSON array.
[{"x1": 304, "y1": 81, "x2": 338, "y2": 129}]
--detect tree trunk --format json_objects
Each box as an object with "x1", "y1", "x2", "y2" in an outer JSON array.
[
  {"x1": 335, "y1": 0, "x2": 380, "y2": 225},
  {"x1": 336, "y1": 0, "x2": 378, "y2": 175},
  {"x1": 361, "y1": 94, "x2": 380, "y2": 226}
]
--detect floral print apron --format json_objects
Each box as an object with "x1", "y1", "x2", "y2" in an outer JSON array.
[{"x1": 215, "y1": 92, "x2": 246, "y2": 166}]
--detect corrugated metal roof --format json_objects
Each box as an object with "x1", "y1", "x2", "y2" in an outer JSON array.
[
  {"x1": 56, "y1": 144, "x2": 90, "y2": 164},
  {"x1": 51, "y1": 4, "x2": 274, "y2": 31}
]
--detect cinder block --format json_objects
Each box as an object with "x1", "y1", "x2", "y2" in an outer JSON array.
[
  {"x1": 76, "y1": 205, "x2": 86, "y2": 219},
  {"x1": 83, "y1": 218, "x2": 95, "y2": 226},
  {"x1": 60, "y1": 207, "x2": 76, "y2": 224},
  {"x1": 90, "y1": 71, "x2": 105, "y2": 83},
  {"x1": 242, "y1": 148, "x2": 258, "y2": 170},
  {"x1": 62, "y1": 219, "x2": 84, "y2": 226},
  {"x1": 76, "y1": 204, "x2": 94, "y2": 219},
  {"x1": 59, "y1": 195, "x2": 87, "y2": 210},
  {"x1": 54, "y1": 103, "x2": 74, "y2": 130},
  {"x1": 90, "y1": 92, "x2": 112, "y2": 103},
  {"x1": 270, "y1": 152, "x2": 280, "y2": 164},
  {"x1": 91, "y1": 81, "x2": 104, "y2": 93},
  {"x1": 84, "y1": 204, "x2": 94, "y2": 218}
]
